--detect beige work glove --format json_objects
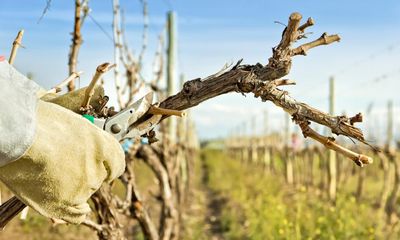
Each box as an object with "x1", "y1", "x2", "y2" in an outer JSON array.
[
  {"x1": 42, "y1": 84, "x2": 106, "y2": 113},
  {"x1": 0, "y1": 86, "x2": 125, "y2": 224}
]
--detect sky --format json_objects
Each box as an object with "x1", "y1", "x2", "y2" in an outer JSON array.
[{"x1": 1, "y1": 0, "x2": 400, "y2": 143}]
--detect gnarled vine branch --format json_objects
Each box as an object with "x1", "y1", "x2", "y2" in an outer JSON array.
[{"x1": 155, "y1": 12, "x2": 372, "y2": 166}]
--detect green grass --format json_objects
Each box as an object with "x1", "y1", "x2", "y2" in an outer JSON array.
[
  {"x1": 1, "y1": 149, "x2": 397, "y2": 240},
  {"x1": 202, "y1": 149, "x2": 392, "y2": 240}
]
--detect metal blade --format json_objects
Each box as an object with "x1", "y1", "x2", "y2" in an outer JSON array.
[
  {"x1": 127, "y1": 92, "x2": 153, "y2": 126},
  {"x1": 123, "y1": 113, "x2": 162, "y2": 141},
  {"x1": 104, "y1": 92, "x2": 153, "y2": 141}
]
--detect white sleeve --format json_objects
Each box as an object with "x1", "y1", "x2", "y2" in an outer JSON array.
[{"x1": 0, "y1": 59, "x2": 40, "y2": 167}]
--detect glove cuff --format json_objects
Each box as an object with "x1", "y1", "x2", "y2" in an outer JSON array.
[{"x1": 0, "y1": 60, "x2": 40, "y2": 166}]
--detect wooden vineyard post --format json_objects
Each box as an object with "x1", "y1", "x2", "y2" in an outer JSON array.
[
  {"x1": 177, "y1": 74, "x2": 188, "y2": 206},
  {"x1": 337, "y1": 111, "x2": 346, "y2": 191},
  {"x1": 184, "y1": 113, "x2": 196, "y2": 197},
  {"x1": 387, "y1": 100, "x2": 393, "y2": 148},
  {"x1": 328, "y1": 76, "x2": 337, "y2": 202},
  {"x1": 306, "y1": 147, "x2": 314, "y2": 187},
  {"x1": 233, "y1": 126, "x2": 238, "y2": 159},
  {"x1": 385, "y1": 100, "x2": 399, "y2": 223},
  {"x1": 167, "y1": 11, "x2": 177, "y2": 143},
  {"x1": 379, "y1": 101, "x2": 393, "y2": 212},
  {"x1": 177, "y1": 75, "x2": 186, "y2": 146},
  {"x1": 232, "y1": 126, "x2": 240, "y2": 160},
  {"x1": 237, "y1": 125, "x2": 241, "y2": 160},
  {"x1": 263, "y1": 110, "x2": 271, "y2": 171},
  {"x1": 355, "y1": 107, "x2": 371, "y2": 200},
  {"x1": 243, "y1": 122, "x2": 250, "y2": 163},
  {"x1": 227, "y1": 130, "x2": 234, "y2": 158},
  {"x1": 285, "y1": 114, "x2": 294, "y2": 184},
  {"x1": 251, "y1": 116, "x2": 258, "y2": 163}
]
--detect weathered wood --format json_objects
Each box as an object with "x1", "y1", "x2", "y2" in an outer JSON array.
[
  {"x1": 157, "y1": 14, "x2": 370, "y2": 164},
  {"x1": 241, "y1": 122, "x2": 249, "y2": 163},
  {"x1": 112, "y1": 0, "x2": 125, "y2": 108},
  {"x1": 328, "y1": 77, "x2": 337, "y2": 202},
  {"x1": 386, "y1": 152, "x2": 400, "y2": 223},
  {"x1": 166, "y1": 11, "x2": 177, "y2": 143},
  {"x1": 120, "y1": 156, "x2": 159, "y2": 240},
  {"x1": 8, "y1": 30, "x2": 24, "y2": 65},
  {"x1": 68, "y1": 0, "x2": 88, "y2": 91},
  {"x1": 159, "y1": 65, "x2": 365, "y2": 147},
  {"x1": 250, "y1": 116, "x2": 258, "y2": 163},
  {"x1": 136, "y1": 145, "x2": 178, "y2": 240},
  {"x1": 284, "y1": 114, "x2": 294, "y2": 184},
  {"x1": 263, "y1": 110, "x2": 272, "y2": 171},
  {"x1": 0, "y1": 196, "x2": 26, "y2": 229},
  {"x1": 355, "y1": 166, "x2": 366, "y2": 201},
  {"x1": 385, "y1": 101, "x2": 399, "y2": 223},
  {"x1": 387, "y1": 100, "x2": 394, "y2": 148},
  {"x1": 378, "y1": 152, "x2": 391, "y2": 209},
  {"x1": 81, "y1": 63, "x2": 115, "y2": 110},
  {"x1": 90, "y1": 185, "x2": 126, "y2": 240}
]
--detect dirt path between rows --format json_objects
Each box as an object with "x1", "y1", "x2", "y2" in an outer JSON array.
[{"x1": 200, "y1": 153, "x2": 226, "y2": 240}]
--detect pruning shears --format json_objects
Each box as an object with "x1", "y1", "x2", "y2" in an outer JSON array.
[{"x1": 83, "y1": 92, "x2": 161, "y2": 141}]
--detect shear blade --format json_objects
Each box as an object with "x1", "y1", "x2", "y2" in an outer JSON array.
[
  {"x1": 104, "y1": 92, "x2": 153, "y2": 141},
  {"x1": 127, "y1": 92, "x2": 153, "y2": 126}
]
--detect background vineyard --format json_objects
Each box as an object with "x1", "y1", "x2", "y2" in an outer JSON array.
[{"x1": 1, "y1": 1, "x2": 400, "y2": 240}]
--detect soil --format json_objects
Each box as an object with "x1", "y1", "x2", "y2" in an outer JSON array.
[{"x1": 201, "y1": 154, "x2": 226, "y2": 240}]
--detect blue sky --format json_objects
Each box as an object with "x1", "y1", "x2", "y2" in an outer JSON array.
[{"x1": 1, "y1": 0, "x2": 400, "y2": 142}]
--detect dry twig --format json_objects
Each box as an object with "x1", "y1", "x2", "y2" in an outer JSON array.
[
  {"x1": 291, "y1": 33, "x2": 340, "y2": 56},
  {"x1": 47, "y1": 71, "x2": 83, "y2": 94},
  {"x1": 138, "y1": 0, "x2": 149, "y2": 67},
  {"x1": 81, "y1": 219, "x2": 105, "y2": 232},
  {"x1": 8, "y1": 30, "x2": 24, "y2": 65},
  {"x1": 81, "y1": 63, "x2": 115, "y2": 110},
  {"x1": 120, "y1": 155, "x2": 159, "y2": 240},
  {"x1": 68, "y1": 0, "x2": 89, "y2": 91},
  {"x1": 136, "y1": 145, "x2": 178, "y2": 240},
  {"x1": 112, "y1": 0, "x2": 125, "y2": 108},
  {"x1": 298, "y1": 17, "x2": 314, "y2": 34},
  {"x1": 295, "y1": 118, "x2": 373, "y2": 167},
  {"x1": 151, "y1": 29, "x2": 166, "y2": 91},
  {"x1": 149, "y1": 105, "x2": 185, "y2": 117}
]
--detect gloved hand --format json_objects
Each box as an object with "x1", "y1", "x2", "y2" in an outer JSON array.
[
  {"x1": 0, "y1": 60, "x2": 125, "y2": 224},
  {"x1": 42, "y1": 84, "x2": 106, "y2": 113}
]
